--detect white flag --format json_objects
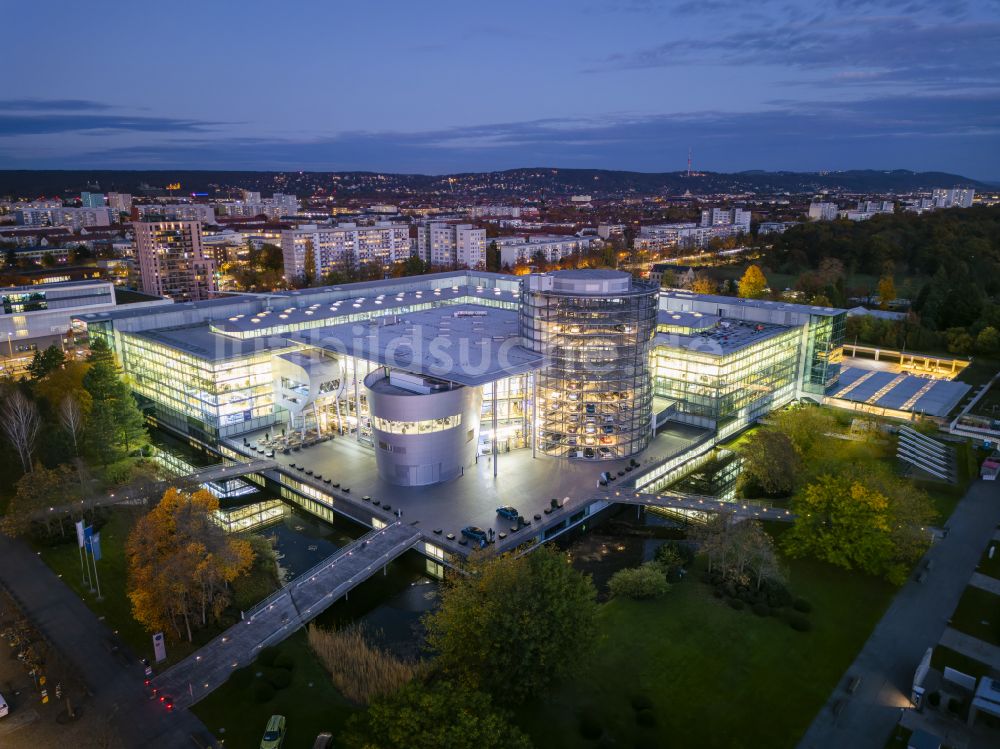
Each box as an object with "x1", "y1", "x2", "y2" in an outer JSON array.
[{"x1": 75, "y1": 520, "x2": 85, "y2": 549}]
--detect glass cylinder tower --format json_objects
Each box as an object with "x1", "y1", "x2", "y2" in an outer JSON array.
[{"x1": 521, "y1": 270, "x2": 658, "y2": 460}]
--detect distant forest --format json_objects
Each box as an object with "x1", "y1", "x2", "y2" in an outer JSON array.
[{"x1": 763, "y1": 205, "x2": 1000, "y2": 355}]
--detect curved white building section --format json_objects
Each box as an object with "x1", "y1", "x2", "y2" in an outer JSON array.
[{"x1": 364, "y1": 369, "x2": 483, "y2": 486}]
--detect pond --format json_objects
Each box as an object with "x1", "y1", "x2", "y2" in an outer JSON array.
[{"x1": 150, "y1": 428, "x2": 438, "y2": 659}]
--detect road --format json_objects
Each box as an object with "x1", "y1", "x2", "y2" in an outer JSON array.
[
  {"x1": 0, "y1": 534, "x2": 211, "y2": 748},
  {"x1": 797, "y1": 479, "x2": 1000, "y2": 749}
]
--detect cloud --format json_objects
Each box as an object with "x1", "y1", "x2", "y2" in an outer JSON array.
[
  {"x1": 0, "y1": 99, "x2": 114, "y2": 112},
  {"x1": 596, "y1": 15, "x2": 1000, "y2": 93},
  {"x1": 9, "y1": 90, "x2": 995, "y2": 178},
  {"x1": 0, "y1": 113, "x2": 227, "y2": 137}
]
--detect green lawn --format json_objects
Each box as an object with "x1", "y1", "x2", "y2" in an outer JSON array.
[
  {"x1": 977, "y1": 540, "x2": 1000, "y2": 580},
  {"x1": 34, "y1": 510, "x2": 278, "y2": 667},
  {"x1": 519, "y1": 549, "x2": 896, "y2": 749},
  {"x1": 949, "y1": 586, "x2": 1000, "y2": 646},
  {"x1": 193, "y1": 630, "x2": 358, "y2": 748},
  {"x1": 958, "y1": 358, "x2": 1000, "y2": 388}
]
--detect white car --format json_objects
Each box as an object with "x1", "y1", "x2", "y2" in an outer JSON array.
[{"x1": 0, "y1": 692, "x2": 8, "y2": 718}]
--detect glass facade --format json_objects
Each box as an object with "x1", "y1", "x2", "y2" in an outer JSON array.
[
  {"x1": 653, "y1": 327, "x2": 800, "y2": 430},
  {"x1": 480, "y1": 374, "x2": 531, "y2": 452},
  {"x1": 372, "y1": 413, "x2": 462, "y2": 434},
  {"x1": 802, "y1": 311, "x2": 846, "y2": 395},
  {"x1": 522, "y1": 277, "x2": 658, "y2": 460},
  {"x1": 115, "y1": 331, "x2": 285, "y2": 440}
]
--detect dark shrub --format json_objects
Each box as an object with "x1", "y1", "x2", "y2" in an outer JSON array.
[
  {"x1": 258, "y1": 646, "x2": 280, "y2": 667},
  {"x1": 266, "y1": 667, "x2": 292, "y2": 690},
  {"x1": 793, "y1": 598, "x2": 812, "y2": 613},
  {"x1": 272, "y1": 652, "x2": 295, "y2": 671},
  {"x1": 701, "y1": 572, "x2": 713, "y2": 584},
  {"x1": 753, "y1": 602, "x2": 770, "y2": 617},
  {"x1": 789, "y1": 614, "x2": 812, "y2": 632},
  {"x1": 762, "y1": 578, "x2": 793, "y2": 608},
  {"x1": 635, "y1": 709, "x2": 656, "y2": 728},
  {"x1": 728, "y1": 598, "x2": 744, "y2": 610},
  {"x1": 928, "y1": 691, "x2": 941, "y2": 707},
  {"x1": 579, "y1": 713, "x2": 603, "y2": 740},
  {"x1": 713, "y1": 588, "x2": 724, "y2": 599},
  {"x1": 252, "y1": 681, "x2": 275, "y2": 703},
  {"x1": 630, "y1": 694, "x2": 654, "y2": 712}
]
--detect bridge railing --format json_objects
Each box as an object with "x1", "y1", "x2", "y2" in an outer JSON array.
[{"x1": 243, "y1": 522, "x2": 397, "y2": 622}]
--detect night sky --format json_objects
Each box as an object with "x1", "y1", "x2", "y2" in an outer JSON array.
[{"x1": 2, "y1": 0, "x2": 998, "y2": 178}]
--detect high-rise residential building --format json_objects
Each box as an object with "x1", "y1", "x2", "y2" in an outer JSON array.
[
  {"x1": 15, "y1": 207, "x2": 112, "y2": 230},
  {"x1": 133, "y1": 220, "x2": 217, "y2": 301},
  {"x1": 133, "y1": 203, "x2": 216, "y2": 223},
  {"x1": 80, "y1": 191, "x2": 106, "y2": 208},
  {"x1": 281, "y1": 222, "x2": 411, "y2": 281},
  {"x1": 415, "y1": 223, "x2": 486, "y2": 268},
  {"x1": 700, "y1": 208, "x2": 751, "y2": 232},
  {"x1": 107, "y1": 192, "x2": 133, "y2": 214},
  {"x1": 932, "y1": 188, "x2": 975, "y2": 209},
  {"x1": 220, "y1": 193, "x2": 299, "y2": 220},
  {"x1": 469, "y1": 205, "x2": 521, "y2": 219},
  {"x1": 807, "y1": 202, "x2": 838, "y2": 221}
]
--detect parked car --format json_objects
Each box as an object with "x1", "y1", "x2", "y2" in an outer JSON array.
[
  {"x1": 496, "y1": 506, "x2": 519, "y2": 521},
  {"x1": 0, "y1": 693, "x2": 8, "y2": 718},
  {"x1": 461, "y1": 526, "x2": 488, "y2": 545},
  {"x1": 260, "y1": 715, "x2": 286, "y2": 749},
  {"x1": 583, "y1": 447, "x2": 596, "y2": 458},
  {"x1": 312, "y1": 733, "x2": 334, "y2": 749}
]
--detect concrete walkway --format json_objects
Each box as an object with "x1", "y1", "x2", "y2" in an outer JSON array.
[
  {"x1": 797, "y1": 479, "x2": 1000, "y2": 749},
  {"x1": 153, "y1": 521, "x2": 420, "y2": 709},
  {"x1": 0, "y1": 535, "x2": 209, "y2": 748},
  {"x1": 969, "y1": 571, "x2": 1000, "y2": 596},
  {"x1": 939, "y1": 627, "x2": 1000, "y2": 671}
]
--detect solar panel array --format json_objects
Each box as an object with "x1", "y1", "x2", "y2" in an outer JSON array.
[{"x1": 830, "y1": 366, "x2": 971, "y2": 417}]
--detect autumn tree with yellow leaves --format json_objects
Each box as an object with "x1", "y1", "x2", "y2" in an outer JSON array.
[{"x1": 126, "y1": 488, "x2": 254, "y2": 642}]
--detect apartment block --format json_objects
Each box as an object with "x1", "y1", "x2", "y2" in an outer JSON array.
[
  {"x1": 415, "y1": 223, "x2": 486, "y2": 268},
  {"x1": 281, "y1": 222, "x2": 411, "y2": 281},
  {"x1": 133, "y1": 220, "x2": 217, "y2": 302}
]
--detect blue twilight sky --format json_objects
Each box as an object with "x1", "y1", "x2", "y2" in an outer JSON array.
[{"x1": 1, "y1": 0, "x2": 998, "y2": 178}]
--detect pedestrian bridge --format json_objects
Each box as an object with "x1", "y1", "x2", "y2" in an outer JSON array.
[
  {"x1": 151, "y1": 521, "x2": 421, "y2": 709},
  {"x1": 612, "y1": 488, "x2": 796, "y2": 523}
]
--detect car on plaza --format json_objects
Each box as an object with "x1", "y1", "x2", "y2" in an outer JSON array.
[
  {"x1": 461, "y1": 526, "x2": 489, "y2": 545},
  {"x1": 0, "y1": 692, "x2": 8, "y2": 718},
  {"x1": 584, "y1": 447, "x2": 596, "y2": 458},
  {"x1": 260, "y1": 715, "x2": 287, "y2": 749},
  {"x1": 496, "y1": 506, "x2": 519, "y2": 520}
]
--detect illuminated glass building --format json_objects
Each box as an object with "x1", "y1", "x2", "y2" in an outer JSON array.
[
  {"x1": 78, "y1": 271, "x2": 844, "y2": 481},
  {"x1": 521, "y1": 270, "x2": 658, "y2": 460}
]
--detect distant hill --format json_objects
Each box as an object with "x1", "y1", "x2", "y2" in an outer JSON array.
[{"x1": 0, "y1": 168, "x2": 986, "y2": 200}]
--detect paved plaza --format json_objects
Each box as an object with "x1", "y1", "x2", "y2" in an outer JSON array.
[{"x1": 233, "y1": 422, "x2": 708, "y2": 554}]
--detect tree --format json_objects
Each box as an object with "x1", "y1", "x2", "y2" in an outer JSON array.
[
  {"x1": 82, "y1": 349, "x2": 146, "y2": 463},
  {"x1": 783, "y1": 466, "x2": 935, "y2": 584},
  {"x1": 485, "y1": 241, "x2": 501, "y2": 272},
  {"x1": 342, "y1": 681, "x2": 533, "y2": 749},
  {"x1": 424, "y1": 545, "x2": 598, "y2": 705},
  {"x1": 877, "y1": 275, "x2": 896, "y2": 309},
  {"x1": 2, "y1": 462, "x2": 81, "y2": 538},
  {"x1": 0, "y1": 387, "x2": 40, "y2": 473},
  {"x1": 691, "y1": 273, "x2": 717, "y2": 294},
  {"x1": 608, "y1": 563, "x2": 671, "y2": 600},
  {"x1": 58, "y1": 394, "x2": 86, "y2": 457},
  {"x1": 694, "y1": 518, "x2": 782, "y2": 591},
  {"x1": 976, "y1": 326, "x2": 1000, "y2": 355},
  {"x1": 738, "y1": 429, "x2": 800, "y2": 497},
  {"x1": 126, "y1": 488, "x2": 254, "y2": 642},
  {"x1": 738, "y1": 265, "x2": 768, "y2": 299},
  {"x1": 27, "y1": 345, "x2": 65, "y2": 380},
  {"x1": 770, "y1": 406, "x2": 836, "y2": 458}
]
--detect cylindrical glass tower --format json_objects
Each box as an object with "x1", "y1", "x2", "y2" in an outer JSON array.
[{"x1": 521, "y1": 270, "x2": 658, "y2": 460}]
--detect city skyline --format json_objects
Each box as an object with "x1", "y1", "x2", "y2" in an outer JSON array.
[{"x1": 2, "y1": 0, "x2": 998, "y2": 179}]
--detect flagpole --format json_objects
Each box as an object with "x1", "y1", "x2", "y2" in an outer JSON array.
[{"x1": 90, "y1": 538, "x2": 102, "y2": 601}]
